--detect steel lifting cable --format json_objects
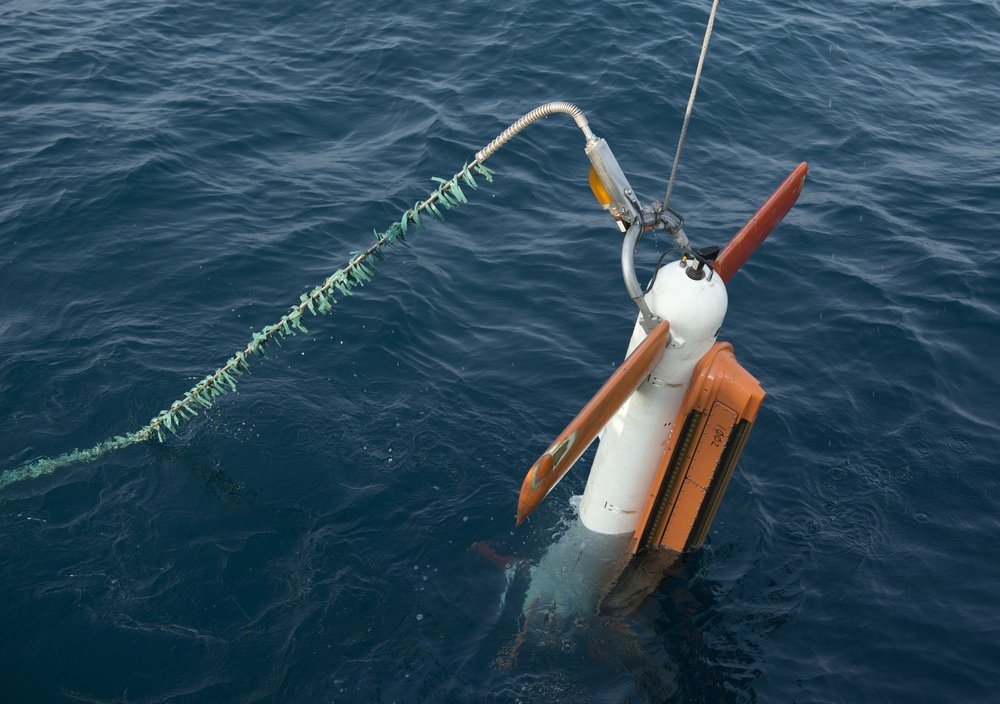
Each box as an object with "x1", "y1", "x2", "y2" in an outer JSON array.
[
  {"x1": 664, "y1": 0, "x2": 721, "y2": 211},
  {"x1": 1, "y1": 103, "x2": 597, "y2": 491}
]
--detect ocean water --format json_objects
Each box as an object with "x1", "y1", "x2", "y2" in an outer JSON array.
[{"x1": 2, "y1": 0, "x2": 999, "y2": 701}]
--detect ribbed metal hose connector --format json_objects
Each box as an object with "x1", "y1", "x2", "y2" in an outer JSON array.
[{"x1": 474, "y1": 102, "x2": 597, "y2": 164}]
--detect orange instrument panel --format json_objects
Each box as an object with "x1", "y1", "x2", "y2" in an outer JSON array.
[{"x1": 630, "y1": 342, "x2": 765, "y2": 555}]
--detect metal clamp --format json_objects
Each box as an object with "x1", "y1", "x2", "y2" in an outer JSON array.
[{"x1": 621, "y1": 221, "x2": 660, "y2": 333}]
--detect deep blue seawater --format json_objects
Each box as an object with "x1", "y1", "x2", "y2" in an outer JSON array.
[{"x1": 3, "y1": 0, "x2": 999, "y2": 701}]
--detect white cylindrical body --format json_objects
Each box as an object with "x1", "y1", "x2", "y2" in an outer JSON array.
[{"x1": 579, "y1": 261, "x2": 728, "y2": 534}]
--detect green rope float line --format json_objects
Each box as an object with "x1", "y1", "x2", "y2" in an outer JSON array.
[
  {"x1": 2, "y1": 101, "x2": 600, "y2": 491},
  {"x1": 0, "y1": 161, "x2": 496, "y2": 490}
]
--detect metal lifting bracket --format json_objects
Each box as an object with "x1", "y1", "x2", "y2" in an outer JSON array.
[
  {"x1": 619, "y1": 197, "x2": 695, "y2": 334},
  {"x1": 583, "y1": 134, "x2": 698, "y2": 334}
]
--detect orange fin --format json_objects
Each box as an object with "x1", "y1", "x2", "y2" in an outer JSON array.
[
  {"x1": 714, "y1": 162, "x2": 808, "y2": 283},
  {"x1": 517, "y1": 320, "x2": 671, "y2": 525}
]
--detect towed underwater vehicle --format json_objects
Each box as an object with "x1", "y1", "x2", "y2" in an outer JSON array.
[
  {"x1": 507, "y1": 134, "x2": 807, "y2": 641},
  {"x1": 497, "y1": 1, "x2": 808, "y2": 646}
]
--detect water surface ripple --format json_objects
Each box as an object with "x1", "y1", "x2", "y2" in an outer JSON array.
[{"x1": 2, "y1": 0, "x2": 999, "y2": 701}]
